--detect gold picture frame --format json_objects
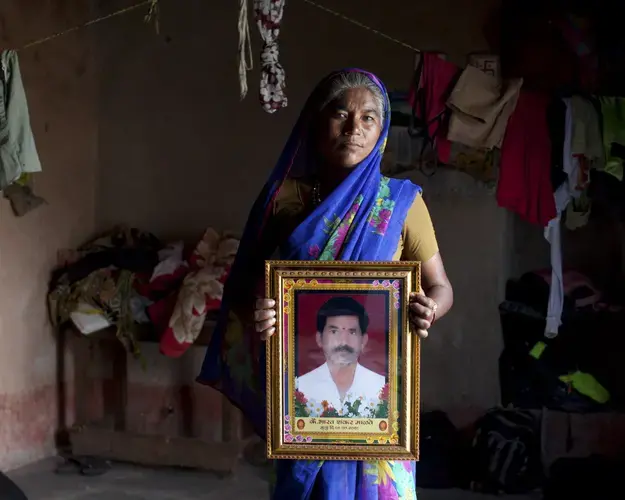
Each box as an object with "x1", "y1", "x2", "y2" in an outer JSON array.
[{"x1": 265, "y1": 260, "x2": 421, "y2": 461}]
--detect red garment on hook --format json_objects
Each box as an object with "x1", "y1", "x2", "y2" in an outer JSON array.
[
  {"x1": 496, "y1": 91, "x2": 557, "y2": 226},
  {"x1": 408, "y1": 52, "x2": 460, "y2": 164}
]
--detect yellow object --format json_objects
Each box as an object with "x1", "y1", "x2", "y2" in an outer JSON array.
[
  {"x1": 529, "y1": 341, "x2": 547, "y2": 359},
  {"x1": 559, "y1": 371, "x2": 610, "y2": 404}
]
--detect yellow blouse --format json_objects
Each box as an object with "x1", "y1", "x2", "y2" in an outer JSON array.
[{"x1": 271, "y1": 178, "x2": 439, "y2": 262}]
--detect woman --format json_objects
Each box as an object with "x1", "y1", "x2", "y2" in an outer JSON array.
[{"x1": 198, "y1": 69, "x2": 453, "y2": 499}]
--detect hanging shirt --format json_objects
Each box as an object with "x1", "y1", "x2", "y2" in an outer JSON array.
[
  {"x1": 570, "y1": 96, "x2": 603, "y2": 166},
  {"x1": 560, "y1": 96, "x2": 600, "y2": 231},
  {"x1": 544, "y1": 98, "x2": 577, "y2": 337},
  {"x1": 562, "y1": 99, "x2": 582, "y2": 200},
  {"x1": 408, "y1": 52, "x2": 459, "y2": 164},
  {"x1": 446, "y1": 64, "x2": 523, "y2": 150},
  {"x1": 544, "y1": 183, "x2": 570, "y2": 337},
  {"x1": 0, "y1": 50, "x2": 42, "y2": 190},
  {"x1": 496, "y1": 91, "x2": 556, "y2": 227}
]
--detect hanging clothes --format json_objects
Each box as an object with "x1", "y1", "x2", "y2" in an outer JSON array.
[
  {"x1": 408, "y1": 52, "x2": 459, "y2": 164},
  {"x1": 254, "y1": 0, "x2": 288, "y2": 113},
  {"x1": 496, "y1": 91, "x2": 556, "y2": 227},
  {"x1": 561, "y1": 100, "x2": 582, "y2": 202},
  {"x1": 0, "y1": 50, "x2": 42, "y2": 190},
  {"x1": 544, "y1": 98, "x2": 577, "y2": 337},
  {"x1": 446, "y1": 64, "x2": 523, "y2": 150},
  {"x1": 563, "y1": 95, "x2": 602, "y2": 230},
  {"x1": 570, "y1": 96, "x2": 603, "y2": 170},
  {"x1": 597, "y1": 97, "x2": 625, "y2": 181}
]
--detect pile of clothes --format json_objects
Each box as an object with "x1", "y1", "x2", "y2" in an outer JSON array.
[{"x1": 48, "y1": 226, "x2": 238, "y2": 358}]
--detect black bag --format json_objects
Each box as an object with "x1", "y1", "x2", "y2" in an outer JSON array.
[{"x1": 469, "y1": 408, "x2": 542, "y2": 494}]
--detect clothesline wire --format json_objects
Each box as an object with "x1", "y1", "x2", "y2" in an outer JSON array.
[
  {"x1": 19, "y1": 0, "x2": 154, "y2": 50},
  {"x1": 18, "y1": 0, "x2": 420, "y2": 54},
  {"x1": 300, "y1": 0, "x2": 420, "y2": 53}
]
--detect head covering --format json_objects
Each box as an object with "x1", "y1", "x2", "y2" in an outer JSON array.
[{"x1": 197, "y1": 69, "x2": 420, "y2": 435}]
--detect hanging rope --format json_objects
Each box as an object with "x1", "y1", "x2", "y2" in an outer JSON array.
[
  {"x1": 238, "y1": 0, "x2": 253, "y2": 100},
  {"x1": 20, "y1": 0, "x2": 158, "y2": 51},
  {"x1": 17, "y1": 0, "x2": 420, "y2": 62},
  {"x1": 300, "y1": 0, "x2": 420, "y2": 53},
  {"x1": 144, "y1": 0, "x2": 161, "y2": 34},
  {"x1": 14, "y1": 0, "x2": 422, "y2": 106}
]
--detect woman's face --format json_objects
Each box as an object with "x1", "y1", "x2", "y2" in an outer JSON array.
[{"x1": 316, "y1": 87, "x2": 383, "y2": 169}]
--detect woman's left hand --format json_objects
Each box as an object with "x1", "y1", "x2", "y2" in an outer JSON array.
[{"x1": 409, "y1": 292, "x2": 438, "y2": 339}]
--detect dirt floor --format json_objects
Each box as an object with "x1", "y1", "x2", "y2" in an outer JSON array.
[{"x1": 8, "y1": 458, "x2": 543, "y2": 500}]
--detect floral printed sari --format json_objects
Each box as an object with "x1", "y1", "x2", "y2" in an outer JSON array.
[{"x1": 198, "y1": 69, "x2": 421, "y2": 499}]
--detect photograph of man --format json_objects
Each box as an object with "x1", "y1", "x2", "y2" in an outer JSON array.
[{"x1": 296, "y1": 296, "x2": 387, "y2": 414}]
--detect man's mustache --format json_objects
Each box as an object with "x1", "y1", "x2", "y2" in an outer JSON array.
[{"x1": 333, "y1": 345, "x2": 355, "y2": 354}]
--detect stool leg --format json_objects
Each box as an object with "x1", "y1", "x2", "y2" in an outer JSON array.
[{"x1": 112, "y1": 343, "x2": 127, "y2": 432}]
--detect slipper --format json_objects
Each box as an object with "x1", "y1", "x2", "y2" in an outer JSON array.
[{"x1": 55, "y1": 455, "x2": 110, "y2": 476}]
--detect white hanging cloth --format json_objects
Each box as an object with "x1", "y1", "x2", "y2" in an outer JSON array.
[
  {"x1": 254, "y1": 0, "x2": 288, "y2": 113},
  {"x1": 544, "y1": 98, "x2": 578, "y2": 338}
]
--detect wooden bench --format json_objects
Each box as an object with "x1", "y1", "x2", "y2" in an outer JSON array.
[{"x1": 60, "y1": 322, "x2": 247, "y2": 475}]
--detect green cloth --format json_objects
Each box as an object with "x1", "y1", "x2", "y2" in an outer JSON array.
[
  {"x1": 559, "y1": 371, "x2": 610, "y2": 404},
  {"x1": 598, "y1": 96, "x2": 625, "y2": 181},
  {"x1": 529, "y1": 341, "x2": 547, "y2": 359},
  {"x1": 0, "y1": 50, "x2": 42, "y2": 190}
]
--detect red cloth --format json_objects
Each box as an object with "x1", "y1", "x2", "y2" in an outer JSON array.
[
  {"x1": 408, "y1": 53, "x2": 459, "y2": 164},
  {"x1": 496, "y1": 91, "x2": 557, "y2": 226},
  {"x1": 158, "y1": 265, "x2": 229, "y2": 358},
  {"x1": 150, "y1": 230, "x2": 237, "y2": 358}
]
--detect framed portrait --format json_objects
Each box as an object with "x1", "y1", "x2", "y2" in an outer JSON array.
[{"x1": 265, "y1": 260, "x2": 421, "y2": 461}]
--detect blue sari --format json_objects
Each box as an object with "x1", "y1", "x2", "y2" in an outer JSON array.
[{"x1": 198, "y1": 69, "x2": 421, "y2": 499}]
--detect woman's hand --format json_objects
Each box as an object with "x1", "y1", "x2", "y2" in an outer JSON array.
[
  {"x1": 409, "y1": 292, "x2": 437, "y2": 339},
  {"x1": 254, "y1": 298, "x2": 277, "y2": 340}
]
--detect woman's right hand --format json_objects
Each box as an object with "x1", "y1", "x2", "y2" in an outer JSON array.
[{"x1": 254, "y1": 298, "x2": 276, "y2": 340}]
